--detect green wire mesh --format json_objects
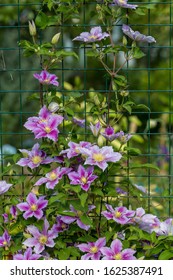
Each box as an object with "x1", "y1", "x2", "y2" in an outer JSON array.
[{"x1": 0, "y1": 1, "x2": 172, "y2": 218}]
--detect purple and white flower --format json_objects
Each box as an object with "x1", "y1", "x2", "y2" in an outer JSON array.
[
  {"x1": 102, "y1": 204, "x2": 135, "y2": 224},
  {"x1": 33, "y1": 70, "x2": 59, "y2": 87},
  {"x1": 101, "y1": 126, "x2": 118, "y2": 141},
  {"x1": 89, "y1": 121, "x2": 102, "y2": 137},
  {"x1": 60, "y1": 141, "x2": 92, "y2": 159},
  {"x1": 122, "y1": 24, "x2": 156, "y2": 43},
  {"x1": 68, "y1": 165, "x2": 98, "y2": 191},
  {"x1": 24, "y1": 105, "x2": 63, "y2": 142},
  {"x1": 79, "y1": 145, "x2": 122, "y2": 171},
  {"x1": 116, "y1": 130, "x2": 132, "y2": 143},
  {"x1": 73, "y1": 26, "x2": 109, "y2": 43},
  {"x1": 17, "y1": 192, "x2": 48, "y2": 220},
  {"x1": 0, "y1": 181, "x2": 12, "y2": 195},
  {"x1": 76, "y1": 237, "x2": 106, "y2": 260},
  {"x1": 52, "y1": 216, "x2": 69, "y2": 233},
  {"x1": 13, "y1": 248, "x2": 42, "y2": 260},
  {"x1": 23, "y1": 219, "x2": 58, "y2": 254},
  {"x1": 35, "y1": 167, "x2": 71, "y2": 189},
  {"x1": 111, "y1": 0, "x2": 138, "y2": 10},
  {"x1": 101, "y1": 239, "x2": 136, "y2": 260},
  {"x1": 61, "y1": 205, "x2": 95, "y2": 231},
  {"x1": 0, "y1": 230, "x2": 11, "y2": 247},
  {"x1": 16, "y1": 143, "x2": 53, "y2": 169},
  {"x1": 72, "y1": 118, "x2": 86, "y2": 128}
]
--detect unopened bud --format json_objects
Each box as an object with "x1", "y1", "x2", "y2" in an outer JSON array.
[
  {"x1": 28, "y1": 20, "x2": 37, "y2": 36},
  {"x1": 120, "y1": 90, "x2": 129, "y2": 97},
  {"x1": 48, "y1": 102, "x2": 59, "y2": 113},
  {"x1": 51, "y1": 33, "x2": 61, "y2": 45}
]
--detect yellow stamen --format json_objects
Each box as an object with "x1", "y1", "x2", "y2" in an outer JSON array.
[
  {"x1": 39, "y1": 235, "x2": 48, "y2": 244},
  {"x1": 81, "y1": 177, "x2": 87, "y2": 184},
  {"x1": 3, "y1": 241, "x2": 7, "y2": 246},
  {"x1": 93, "y1": 153, "x2": 104, "y2": 162},
  {"x1": 32, "y1": 156, "x2": 42, "y2": 164},
  {"x1": 115, "y1": 211, "x2": 122, "y2": 218},
  {"x1": 114, "y1": 253, "x2": 122, "y2": 260},
  {"x1": 90, "y1": 246, "x2": 98, "y2": 253},
  {"x1": 45, "y1": 126, "x2": 51, "y2": 133},
  {"x1": 89, "y1": 35, "x2": 97, "y2": 40},
  {"x1": 30, "y1": 204, "x2": 38, "y2": 211},
  {"x1": 49, "y1": 172, "x2": 57, "y2": 180}
]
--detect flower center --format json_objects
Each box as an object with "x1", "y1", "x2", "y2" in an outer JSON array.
[
  {"x1": 44, "y1": 126, "x2": 51, "y2": 133},
  {"x1": 89, "y1": 35, "x2": 97, "y2": 40},
  {"x1": 75, "y1": 147, "x2": 80, "y2": 153},
  {"x1": 90, "y1": 246, "x2": 98, "y2": 253},
  {"x1": 39, "y1": 235, "x2": 48, "y2": 244},
  {"x1": 114, "y1": 211, "x2": 122, "y2": 218},
  {"x1": 32, "y1": 156, "x2": 42, "y2": 164},
  {"x1": 81, "y1": 177, "x2": 87, "y2": 184},
  {"x1": 93, "y1": 153, "x2": 104, "y2": 162},
  {"x1": 49, "y1": 172, "x2": 57, "y2": 180},
  {"x1": 3, "y1": 241, "x2": 7, "y2": 246},
  {"x1": 30, "y1": 204, "x2": 38, "y2": 211},
  {"x1": 77, "y1": 210, "x2": 83, "y2": 217},
  {"x1": 113, "y1": 253, "x2": 122, "y2": 260},
  {"x1": 44, "y1": 78, "x2": 50, "y2": 84}
]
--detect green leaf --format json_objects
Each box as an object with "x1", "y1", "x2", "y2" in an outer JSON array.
[
  {"x1": 80, "y1": 214, "x2": 93, "y2": 227},
  {"x1": 135, "y1": 104, "x2": 150, "y2": 111},
  {"x1": 79, "y1": 193, "x2": 88, "y2": 207},
  {"x1": 35, "y1": 12, "x2": 48, "y2": 29},
  {"x1": 130, "y1": 163, "x2": 160, "y2": 171},
  {"x1": 125, "y1": 147, "x2": 141, "y2": 156},
  {"x1": 132, "y1": 47, "x2": 146, "y2": 59},
  {"x1": 159, "y1": 250, "x2": 173, "y2": 260},
  {"x1": 55, "y1": 50, "x2": 78, "y2": 59},
  {"x1": 122, "y1": 104, "x2": 132, "y2": 114}
]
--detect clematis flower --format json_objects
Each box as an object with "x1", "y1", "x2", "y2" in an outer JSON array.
[
  {"x1": 16, "y1": 143, "x2": 53, "y2": 169},
  {"x1": 89, "y1": 121, "x2": 102, "y2": 137},
  {"x1": 68, "y1": 165, "x2": 98, "y2": 191},
  {"x1": 13, "y1": 248, "x2": 41, "y2": 260},
  {"x1": 23, "y1": 219, "x2": 58, "y2": 254},
  {"x1": 79, "y1": 145, "x2": 122, "y2": 171},
  {"x1": 73, "y1": 26, "x2": 109, "y2": 43},
  {"x1": 102, "y1": 204, "x2": 135, "y2": 224},
  {"x1": 24, "y1": 105, "x2": 63, "y2": 142},
  {"x1": 33, "y1": 70, "x2": 59, "y2": 87},
  {"x1": 52, "y1": 216, "x2": 69, "y2": 233},
  {"x1": 134, "y1": 184, "x2": 147, "y2": 194},
  {"x1": 0, "y1": 230, "x2": 11, "y2": 247},
  {"x1": 60, "y1": 141, "x2": 92, "y2": 159},
  {"x1": 122, "y1": 24, "x2": 156, "y2": 43},
  {"x1": 158, "y1": 219, "x2": 173, "y2": 236},
  {"x1": 35, "y1": 167, "x2": 71, "y2": 189},
  {"x1": 72, "y1": 117, "x2": 86, "y2": 128},
  {"x1": 17, "y1": 192, "x2": 48, "y2": 220},
  {"x1": 0, "y1": 180, "x2": 12, "y2": 195},
  {"x1": 111, "y1": 0, "x2": 138, "y2": 9},
  {"x1": 100, "y1": 239, "x2": 136, "y2": 260},
  {"x1": 116, "y1": 130, "x2": 132, "y2": 143},
  {"x1": 101, "y1": 126, "x2": 118, "y2": 141},
  {"x1": 61, "y1": 205, "x2": 95, "y2": 231},
  {"x1": 76, "y1": 237, "x2": 106, "y2": 260}
]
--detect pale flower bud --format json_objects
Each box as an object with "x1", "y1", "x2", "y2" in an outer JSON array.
[
  {"x1": 48, "y1": 102, "x2": 59, "y2": 113},
  {"x1": 28, "y1": 20, "x2": 37, "y2": 36},
  {"x1": 51, "y1": 33, "x2": 61, "y2": 45},
  {"x1": 120, "y1": 90, "x2": 129, "y2": 97}
]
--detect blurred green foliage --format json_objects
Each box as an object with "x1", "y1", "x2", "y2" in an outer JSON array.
[{"x1": 0, "y1": 0, "x2": 172, "y2": 217}]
